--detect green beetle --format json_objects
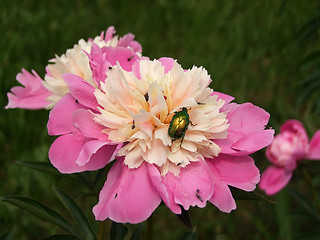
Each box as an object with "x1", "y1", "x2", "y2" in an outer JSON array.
[{"x1": 168, "y1": 107, "x2": 193, "y2": 141}]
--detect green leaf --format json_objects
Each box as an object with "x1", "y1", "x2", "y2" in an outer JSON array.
[
  {"x1": 0, "y1": 230, "x2": 14, "y2": 240},
  {"x1": 110, "y1": 222, "x2": 128, "y2": 240},
  {"x1": 299, "y1": 51, "x2": 320, "y2": 69},
  {"x1": 298, "y1": 69, "x2": 320, "y2": 87},
  {"x1": 277, "y1": 0, "x2": 288, "y2": 16},
  {"x1": 130, "y1": 224, "x2": 143, "y2": 240},
  {"x1": 0, "y1": 196, "x2": 80, "y2": 237},
  {"x1": 53, "y1": 186, "x2": 97, "y2": 240},
  {"x1": 275, "y1": 191, "x2": 292, "y2": 240},
  {"x1": 75, "y1": 172, "x2": 94, "y2": 191},
  {"x1": 15, "y1": 161, "x2": 59, "y2": 175},
  {"x1": 181, "y1": 230, "x2": 197, "y2": 240},
  {"x1": 93, "y1": 165, "x2": 112, "y2": 190},
  {"x1": 230, "y1": 187, "x2": 277, "y2": 203},
  {"x1": 297, "y1": 78, "x2": 320, "y2": 105},
  {"x1": 297, "y1": 14, "x2": 320, "y2": 43},
  {"x1": 40, "y1": 234, "x2": 80, "y2": 240},
  {"x1": 286, "y1": 188, "x2": 320, "y2": 222},
  {"x1": 295, "y1": 228, "x2": 320, "y2": 240},
  {"x1": 176, "y1": 206, "x2": 192, "y2": 229}
]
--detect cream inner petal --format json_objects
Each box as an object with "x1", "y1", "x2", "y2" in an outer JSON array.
[
  {"x1": 42, "y1": 34, "x2": 126, "y2": 108},
  {"x1": 94, "y1": 59, "x2": 229, "y2": 176}
]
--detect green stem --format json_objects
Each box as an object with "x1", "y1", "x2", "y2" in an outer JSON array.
[
  {"x1": 98, "y1": 220, "x2": 107, "y2": 240},
  {"x1": 302, "y1": 168, "x2": 320, "y2": 215},
  {"x1": 146, "y1": 214, "x2": 153, "y2": 240}
]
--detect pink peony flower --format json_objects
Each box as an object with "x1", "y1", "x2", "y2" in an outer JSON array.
[
  {"x1": 6, "y1": 26, "x2": 142, "y2": 110},
  {"x1": 46, "y1": 46, "x2": 274, "y2": 223},
  {"x1": 259, "y1": 120, "x2": 320, "y2": 195}
]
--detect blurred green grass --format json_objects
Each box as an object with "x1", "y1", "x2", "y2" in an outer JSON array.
[{"x1": 1, "y1": 0, "x2": 320, "y2": 239}]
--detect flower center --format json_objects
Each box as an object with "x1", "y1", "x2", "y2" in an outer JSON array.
[{"x1": 94, "y1": 59, "x2": 229, "y2": 176}]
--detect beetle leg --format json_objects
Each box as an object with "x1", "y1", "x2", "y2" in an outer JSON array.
[
  {"x1": 179, "y1": 135, "x2": 185, "y2": 147},
  {"x1": 132, "y1": 120, "x2": 135, "y2": 129},
  {"x1": 190, "y1": 120, "x2": 197, "y2": 126}
]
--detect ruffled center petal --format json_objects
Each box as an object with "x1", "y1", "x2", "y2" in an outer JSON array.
[{"x1": 94, "y1": 59, "x2": 229, "y2": 176}]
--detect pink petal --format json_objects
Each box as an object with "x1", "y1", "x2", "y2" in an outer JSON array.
[
  {"x1": 147, "y1": 164, "x2": 181, "y2": 214},
  {"x1": 259, "y1": 166, "x2": 292, "y2": 195},
  {"x1": 76, "y1": 140, "x2": 117, "y2": 167},
  {"x1": 280, "y1": 119, "x2": 307, "y2": 136},
  {"x1": 206, "y1": 155, "x2": 259, "y2": 212},
  {"x1": 49, "y1": 133, "x2": 85, "y2": 173},
  {"x1": 211, "y1": 91, "x2": 235, "y2": 105},
  {"x1": 231, "y1": 129, "x2": 275, "y2": 155},
  {"x1": 72, "y1": 109, "x2": 108, "y2": 140},
  {"x1": 307, "y1": 130, "x2": 320, "y2": 160},
  {"x1": 265, "y1": 141, "x2": 298, "y2": 171},
  {"x1": 209, "y1": 183, "x2": 236, "y2": 213},
  {"x1": 118, "y1": 33, "x2": 142, "y2": 53},
  {"x1": 280, "y1": 120, "x2": 309, "y2": 148},
  {"x1": 86, "y1": 43, "x2": 111, "y2": 85},
  {"x1": 118, "y1": 33, "x2": 135, "y2": 47},
  {"x1": 228, "y1": 103, "x2": 271, "y2": 133},
  {"x1": 101, "y1": 46, "x2": 139, "y2": 71},
  {"x1": 63, "y1": 73, "x2": 99, "y2": 110},
  {"x1": 47, "y1": 94, "x2": 80, "y2": 136},
  {"x1": 215, "y1": 102, "x2": 274, "y2": 156},
  {"x1": 127, "y1": 41, "x2": 142, "y2": 54},
  {"x1": 93, "y1": 158, "x2": 161, "y2": 223},
  {"x1": 207, "y1": 154, "x2": 260, "y2": 192},
  {"x1": 158, "y1": 57, "x2": 175, "y2": 73},
  {"x1": 6, "y1": 69, "x2": 51, "y2": 110},
  {"x1": 103, "y1": 26, "x2": 115, "y2": 42},
  {"x1": 161, "y1": 160, "x2": 214, "y2": 210},
  {"x1": 214, "y1": 131, "x2": 243, "y2": 155},
  {"x1": 82, "y1": 144, "x2": 120, "y2": 170}
]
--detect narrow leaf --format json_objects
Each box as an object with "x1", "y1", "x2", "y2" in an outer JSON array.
[
  {"x1": 53, "y1": 186, "x2": 97, "y2": 240},
  {"x1": 230, "y1": 187, "x2": 277, "y2": 203},
  {"x1": 297, "y1": 15, "x2": 320, "y2": 43},
  {"x1": 0, "y1": 196, "x2": 80, "y2": 237},
  {"x1": 75, "y1": 172, "x2": 94, "y2": 191},
  {"x1": 176, "y1": 206, "x2": 192, "y2": 229},
  {"x1": 15, "y1": 161, "x2": 59, "y2": 175},
  {"x1": 286, "y1": 188, "x2": 320, "y2": 221},
  {"x1": 299, "y1": 51, "x2": 320, "y2": 69},
  {"x1": 298, "y1": 70, "x2": 320, "y2": 87},
  {"x1": 110, "y1": 222, "x2": 128, "y2": 240},
  {"x1": 40, "y1": 234, "x2": 80, "y2": 240},
  {"x1": 130, "y1": 224, "x2": 143, "y2": 240},
  {"x1": 0, "y1": 230, "x2": 14, "y2": 240},
  {"x1": 181, "y1": 231, "x2": 197, "y2": 240},
  {"x1": 297, "y1": 80, "x2": 320, "y2": 105},
  {"x1": 295, "y1": 228, "x2": 320, "y2": 240},
  {"x1": 93, "y1": 165, "x2": 111, "y2": 190}
]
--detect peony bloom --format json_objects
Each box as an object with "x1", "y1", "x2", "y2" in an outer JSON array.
[
  {"x1": 48, "y1": 47, "x2": 274, "y2": 223},
  {"x1": 259, "y1": 120, "x2": 320, "y2": 195},
  {"x1": 6, "y1": 26, "x2": 142, "y2": 110}
]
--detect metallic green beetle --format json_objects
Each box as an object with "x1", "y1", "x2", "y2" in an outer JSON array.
[{"x1": 168, "y1": 107, "x2": 191, "y2": 141}]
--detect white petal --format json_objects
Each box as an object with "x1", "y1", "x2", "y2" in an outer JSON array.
[
  {"x1": 146, "y1": 139, "x2": 169, "y2": 166},
  {"x1": 181, "y1": 141, "x2": 197, "y2": 152},
  {"x1": 154, "y1": 126, "x2": 172, "y2": 146}
]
